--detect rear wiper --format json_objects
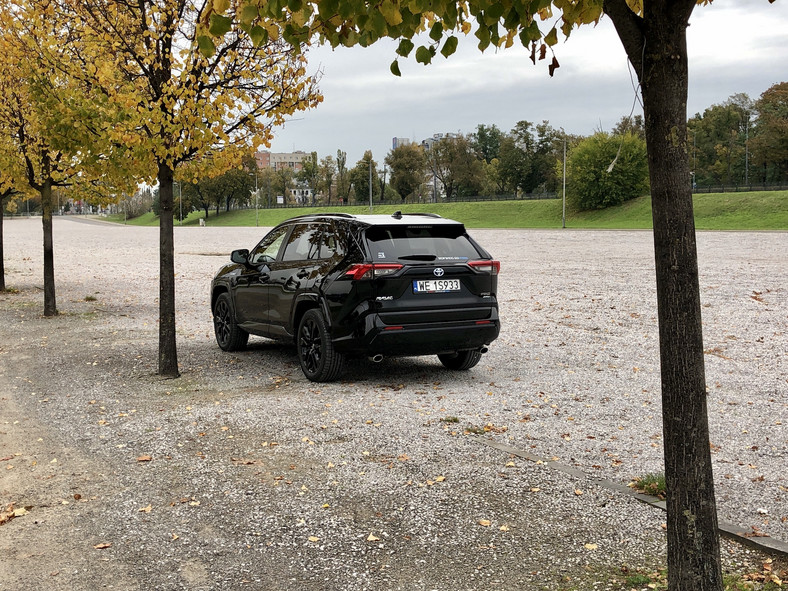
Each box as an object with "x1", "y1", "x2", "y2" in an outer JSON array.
[{"x1": 398, "y1": 254, "x2": 437, "y2": 261}]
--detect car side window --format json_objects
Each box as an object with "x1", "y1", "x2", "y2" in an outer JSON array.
[
  {"x1": 281, "y1": 224, "x2": 322, "y2": 262},
  {"x1": 249, "y1": 226, "x2": 288, "y2": 265},
  {"x1": 320, "y1": 222, "x2": 345, "y2": 260}
]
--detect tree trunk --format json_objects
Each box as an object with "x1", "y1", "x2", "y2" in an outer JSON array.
[
  {"x1": 41, "y1": 178, "x2": 57, "y2": 317},
  {"x1": 157, "y1": 161, "x2": 179, "y2": 378},
  {"x1": 605, "y1": 1, "x2": 723, "y2": 589},
  {"x1": 0, "y1": 200, "x2": 5, "y2": 291}
]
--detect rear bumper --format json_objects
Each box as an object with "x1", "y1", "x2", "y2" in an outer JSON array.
[{"x1": 333, "y1": 309, "x2": 500, "y2": 356}]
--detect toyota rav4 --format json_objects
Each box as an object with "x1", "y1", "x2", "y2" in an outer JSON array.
[{"x1": 210, "y1": 212, "x2": 500, "y2": 381}]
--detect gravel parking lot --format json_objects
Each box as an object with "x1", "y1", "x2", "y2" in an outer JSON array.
[{"x1": 1, "y1": 216, "x2": 786, "y2": 590}]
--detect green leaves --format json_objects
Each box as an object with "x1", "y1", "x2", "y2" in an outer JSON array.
[
  {"x1": 239, "y1": 3, "x2": 259, "y2": 24},
  {"x1": 544, "y1": 26, "x2": 558, "y2": 47},
  {"x1": 379, "y1": 0, "x2": 403, "y2": 26},
  {"x1": 197, "y1": 35, "x2": 217, "y2": 57},
  {"x1": 440, "y1": 36, "x2": 458, "y2": 58},
  {"x1": 249, "y1": 25, "x2": 268, "y2": 46},
  {"x1": 414, "y1": 45, "x2": 435, "y2": 64},
  {"x1": 429, "y1": 22, "x2": 443, "y2": 42},
  {"x1": 209, "y1": 14, "x2": 233, "y2": 37},
  {"x1": 396, "y1": 38, "x2": 414, "y2": 57},
  {"x1": 390, "y1": 59, "x2": 401, "y2": 76}
]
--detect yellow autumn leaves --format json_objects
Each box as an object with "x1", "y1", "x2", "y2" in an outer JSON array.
[{"x1": 1, "y1": 0, "x2": 322, "y2": 191}]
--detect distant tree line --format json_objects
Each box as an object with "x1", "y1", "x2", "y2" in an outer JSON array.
[
  {"x1": 41, "y1": 81, "x2": 783, "y2": 221},
  {"x1": 280, "y1": 81, "x2": 786, "y2": 212}
]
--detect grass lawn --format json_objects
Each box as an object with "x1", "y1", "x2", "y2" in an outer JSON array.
[{"x1": 107, "y1": 190, "x2": 788, "y2": 231}]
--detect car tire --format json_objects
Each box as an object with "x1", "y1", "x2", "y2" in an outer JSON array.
[
  {"x1": 297, "y1": 308, "x2": 344, "y2": 382},
  {"x1": 213, "y1": 292, "x2": 249, "y2": 351},
  {"x1": 438, "y1": 350, "x2": 482, "y2": 370}
]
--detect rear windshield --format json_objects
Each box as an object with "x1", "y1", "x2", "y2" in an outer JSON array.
[{"x1": 364, "y1": 225, "x2": 481, "y2": 263}]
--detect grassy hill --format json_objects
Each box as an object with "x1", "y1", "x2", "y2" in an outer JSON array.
[{"x1": 109, "y1": 190, "x2": 788, "y2": 231}]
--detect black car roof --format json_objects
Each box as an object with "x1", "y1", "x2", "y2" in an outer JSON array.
[{"x1": 285, "y1": 211, "x2": 463, "y2": 226}]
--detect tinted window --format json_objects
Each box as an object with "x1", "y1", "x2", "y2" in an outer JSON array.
[
  {"x1": 364, "y1": 225, "x2": 480, "y2": 262},
  {"x1": 320, "y1": 222, "x2": 346, "y2": 260},
  {"x1": 250, "y1": 226, "x2": 289, "y2": 265},
  {"x1": 282, "y1": 224, "x2": 322, "y2": 262}
]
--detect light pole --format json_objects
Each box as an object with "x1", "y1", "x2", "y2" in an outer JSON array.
[
  {"x1": 173, "y1": 181, "x2": 182, "y2": 225},
  {"x1": 562, "y1": 137, "x2": 567, "y2": 229},
  {"x1": 745, "y1": 116, "x2": 750, "y2": 186},
  {"x1": 250, "y1": 172, "x2": 259, "y2": 227}
]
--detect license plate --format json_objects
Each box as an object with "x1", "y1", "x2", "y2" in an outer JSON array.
[{"x1": 413, "y1": 279, "x2": 461, "y2": 293}]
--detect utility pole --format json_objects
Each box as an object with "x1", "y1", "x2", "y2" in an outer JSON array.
[
  {"x1": 562, "y1": 137, "x2": 567, "y2": 229},
  {"x1": 745, "y1": 116, "x2": 749, "y2": 186}
]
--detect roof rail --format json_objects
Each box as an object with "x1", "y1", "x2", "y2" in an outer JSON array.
[
  {"x1": 399, "y1": 212, "x2": 443, "y2": 219},
  {"x1": 288, "y1": 212, "x2": 355, "y2": 220},
  {"x1": 391, "y1": 211, "x2": 442, "y2": 219}
]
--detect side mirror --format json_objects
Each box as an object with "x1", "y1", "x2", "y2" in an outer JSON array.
[{"x1": 230, "y1": 249, "x2": 250, "y2": 265}]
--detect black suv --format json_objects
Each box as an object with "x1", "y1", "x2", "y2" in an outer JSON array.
[{"x1": 210, "y1": 212, "x2": 500, "y2": 381}]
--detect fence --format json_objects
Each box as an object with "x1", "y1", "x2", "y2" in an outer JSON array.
[
  {"x1": 237, "y1": 191, "x2": 559, "y2": 210},
  {"x1": 692, "y1": 183, "x2": 788, "y2": 193}
]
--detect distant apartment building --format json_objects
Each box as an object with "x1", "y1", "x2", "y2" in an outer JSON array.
[
  {"x1": 392, "y1": 137, "x2": 411, "y2": 150},
  {"x1": 255, "y1": 150, "x2": 312, "y2": 172},
  {"x1": 420, "y1": 132, "x2": 460, "y2": 151}
]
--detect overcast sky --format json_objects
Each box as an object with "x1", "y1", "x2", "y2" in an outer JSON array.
[{"x1": 266, "y1": 0, "x2": 788, "y2": 166}]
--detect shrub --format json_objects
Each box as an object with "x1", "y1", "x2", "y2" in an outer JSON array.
[{"x1": 567, "y1": 132, "x2": 649, "y2": 210}]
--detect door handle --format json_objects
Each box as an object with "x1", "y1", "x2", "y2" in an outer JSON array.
[{"x1": 296, "y1": 269, "x2": 309, "y2": 279}]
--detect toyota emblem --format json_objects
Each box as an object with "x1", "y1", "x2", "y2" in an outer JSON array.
[{"x1": 433, "y1": 268, "x2": 445, "y2": 277}]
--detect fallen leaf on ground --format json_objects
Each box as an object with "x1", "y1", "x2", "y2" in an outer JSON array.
[
  {"x1": 367, "y1": 534, "x2": 380, "y2": 541},
  {"x1": 478, "y1": 519, "x2": 491, "y2": 527},
  {"x1": 136, "y1": 455, "x2": 152, "y2": 462},
  {"x1": 308, "y1": 536, "x2": 320, "y2": 542},
  {"x1": 94, "y1": 543, "x2": 112, "y2": 549},
  {"x1": 138, "y1": 505, "x2": 152, "y2": 513},
  {"x1": 584, "y1": 543, "x2": 598, "y2": 550}
]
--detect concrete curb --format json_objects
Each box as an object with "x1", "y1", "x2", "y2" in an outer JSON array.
[{"x1": 473, "y1": 436, "x2": 788, "y2": 559}]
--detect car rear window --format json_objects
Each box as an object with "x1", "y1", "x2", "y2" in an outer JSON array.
[{"x1": 364, "y1": 225, "x2": 481, "y2": 262}]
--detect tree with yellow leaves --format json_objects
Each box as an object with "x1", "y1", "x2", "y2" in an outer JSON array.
[
  {"x1": 0, "y1": 0, "x2": 123, "y2": 315},
  {"x1": 57, "y1": 0, "x2": 322, "y2": 376}
]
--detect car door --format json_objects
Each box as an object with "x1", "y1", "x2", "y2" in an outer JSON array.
[
  {"x1": 233, "y1": 225, "x2": 289, "y2": 332},
  {"x1": 266, "y1": 223, "x2": 326, "y2": 337}
]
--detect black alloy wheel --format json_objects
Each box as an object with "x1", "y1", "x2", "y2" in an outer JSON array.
[
  {"x1": 213, "y1": 292, "x2": 249, "y2": 351},
  {"x1": 297, "y1": 308, "x2": 344, "y2": 382}
]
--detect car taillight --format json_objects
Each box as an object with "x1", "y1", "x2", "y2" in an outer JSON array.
[
  {"x1": 345, "y1": 263, "x2": 403, "y2": 280},
  {"x1": 468, "y1": 260, "x2": 500, "y2": 275}
]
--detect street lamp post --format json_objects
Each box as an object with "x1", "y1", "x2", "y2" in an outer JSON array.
[
  {"x1": 173, "y1": 181, "x2": 182, "y2": 225},
  {"x1": 562, "y1": 137, "x2": 567, "y2": 229}
]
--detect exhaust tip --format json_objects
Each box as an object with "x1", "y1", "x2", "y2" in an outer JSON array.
[
  {"x1": 369, "y1": 354, "x2": 384, "y2": 363},
  {"x1": 479, "y1": 346, "x2": 489, "y2": 354}
]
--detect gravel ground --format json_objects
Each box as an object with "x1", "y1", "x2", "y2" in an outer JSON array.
[{"x1": 1, "y1": 216, "x2": 786, "y2": 590}]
